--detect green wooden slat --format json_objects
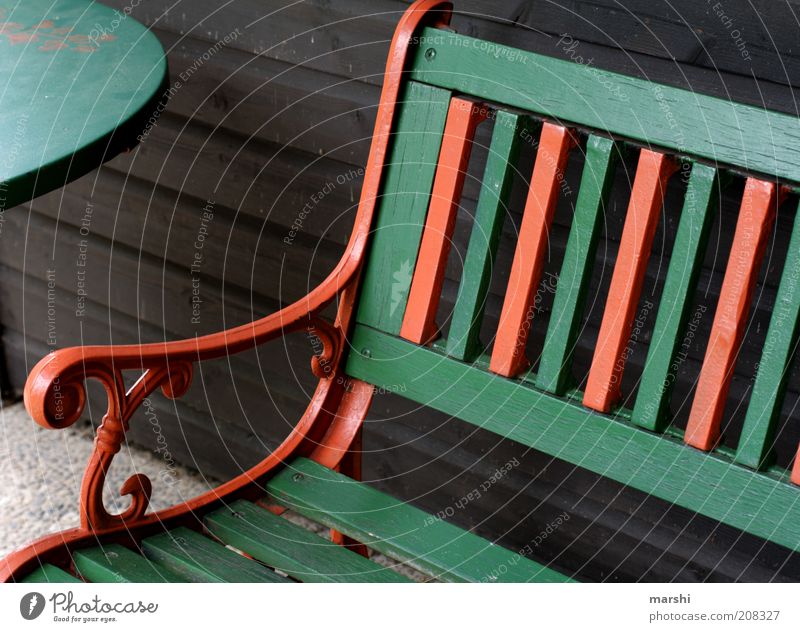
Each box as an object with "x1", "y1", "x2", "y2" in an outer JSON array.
[
  {"x1": 142, "y1": 527, "x2": 291, "y2": 583},
  {"x1": 22, "y1": 564, "x2": 81, "y2": 583},
  {"x1": 410, "y1": 27, "x2": 800, "y2": 184},
  {"x1": 266, "y1": 458, "x2": 572, "y2": 583},
  {"x1": 74, "y1": 544, "x2": 185, "y2": 583},
  {"x1": 205, "y1": 499, "x2": 411, "y2": 583},
  {"x1": 632, "y1": 163, "x2": 719, "y2": 431},
  {"x1": 737, "y1": 199, "x2": 800, "y2": 469},
  {"x1": 446, "y1": 110, "x2": 527, "y2": 361},
  {"x1": 356, "y1": 81, "x2": 451, "y2": 334},
  {"x1": 536, "y1": 135, "x2": 619, "y2": 393},
  {"x1": 345, "y1": 324, "x2": 800, "y2": 552}
]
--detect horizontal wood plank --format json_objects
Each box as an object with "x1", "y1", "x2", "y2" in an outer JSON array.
[
  {"x1": 22, "y1": 564, "x2": 82, "y2": 583},
  {"x1": 142, "y1": 527, "x2": 292, "y2": 583},
  {"x1": 266, "y1": 458, "x2": 572, "y2": 582},
  {"x1": 204, "y1": 499, "x2": 412, "y2": 582},
  {"x1": 345, "y1": 325, "x2": 800, "y2": 553},
  {"x1": 73, "y1": 544, "x2": 185, "y2": 583},
  {"x1": 410, "y1": 27, "x2": 800, "y2": 184}
]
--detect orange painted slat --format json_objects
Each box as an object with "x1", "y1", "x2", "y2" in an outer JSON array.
[
  {"x1": 792, "y1": 446, "x2": 800, "y2": 485},
  {"x1": 685, "y1": 179, "x2": 779, "y2": 451},
  {"x1": 489, "y1": 123, "x2": 574, "y2": 377},
  {"x1": 583, "y1": 150, "x2": 676, "y2": 412},
  {"x1": 400, "y1": 98, "x2": 488, "y2": 343}
]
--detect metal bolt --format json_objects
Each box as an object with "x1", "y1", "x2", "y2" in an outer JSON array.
[
  {"x1": 425, "y1": 47, "x2": 436, "y2": 61},
  {"x1": 292, "y1": 473, "x2": 304, "y2": 483},
  {"x1": 231, "y1": 510, "x2": 244, "y2": 519},
  {"x1": 361, "y1": 348, "x2": 372, "y2": 359}
]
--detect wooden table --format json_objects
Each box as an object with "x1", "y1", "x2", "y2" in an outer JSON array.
[{"x1": 0, "y1": 0, "x2": 168, "y2": 211}]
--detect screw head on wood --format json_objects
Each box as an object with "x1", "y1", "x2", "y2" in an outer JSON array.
[
  {"x1": 292, "y1": 473, "x2": 304, "y2": 483},
  {"x1": 425, "y1": 47, "x2": 436, "y2": 61},
  {"x1": 361, "y1": 348, "x2": 372, "y2": 358}
]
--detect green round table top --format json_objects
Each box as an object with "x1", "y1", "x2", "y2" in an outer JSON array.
[{"x1": 0, "y1": 0, "x2": 168, "y2": 211}]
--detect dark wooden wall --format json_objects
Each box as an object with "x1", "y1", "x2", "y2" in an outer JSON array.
[{"x1": 4, "y1": 0, "x2": 800, "y2": 581}]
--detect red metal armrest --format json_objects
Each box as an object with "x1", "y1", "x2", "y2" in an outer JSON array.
[{"x1": 18, "y1": 0, "x2": 453, "y2": 541}]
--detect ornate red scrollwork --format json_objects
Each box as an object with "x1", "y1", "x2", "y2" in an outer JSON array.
[
  {"x1": 77, "y1": 362, "x2": 193, "y2": 530},
  {"x1": 25, "y1": 316, "x2": 341, "y2": 531}
]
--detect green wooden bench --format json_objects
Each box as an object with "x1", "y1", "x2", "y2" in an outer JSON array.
[{"x1": 4, "y1": 0, "x2": 800, "y2": 583}]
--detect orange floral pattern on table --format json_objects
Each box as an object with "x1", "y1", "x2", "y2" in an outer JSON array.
[{"x1": 0, "y1": 11, "x2": 115, "y2": 52}]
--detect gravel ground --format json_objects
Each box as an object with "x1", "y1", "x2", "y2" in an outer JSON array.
[
  {"x1": 0, "y1": 400, "x2": 218, "y2": 559},
  {"x1": 0, "y1": 401, "x2": 427, "y2": 581}
]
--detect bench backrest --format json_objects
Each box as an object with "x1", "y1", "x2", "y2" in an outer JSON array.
[{"x1": 345, "y1": 25, "x2": 800, "y2": 552}]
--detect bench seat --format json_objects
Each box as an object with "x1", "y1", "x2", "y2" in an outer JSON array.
[{"x1": 21, "y1": 458, "x2": 571, "y2": 584}]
